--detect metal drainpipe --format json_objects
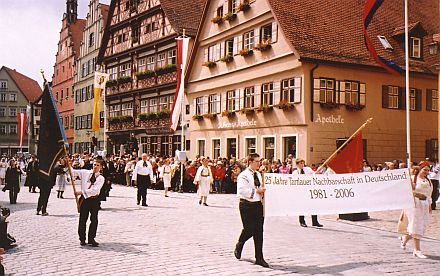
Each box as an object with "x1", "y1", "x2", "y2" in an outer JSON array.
[{"x1": 310, "y1": 63, "x2": 320, "y2": 122}]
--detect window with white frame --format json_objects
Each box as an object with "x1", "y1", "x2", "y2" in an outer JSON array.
[
  {"x1": 261, "y1": 82, "x2": 274, "y2": 106},
  {"x1": 89, "y1": 32, "x2": 95, "y2": 47},
  {"x1": 345, "y1": 81, "x2": 360, "y2": 105},
  {"x1": 282, "y1": 78, "x2": 301, "y2": 103},
  {"x1": 70, "y1": 114, "x2": 74, "y2": 129},
  {"x1": 20, "y1": 107, "x2": 26, "y2": 114},
  {"x1": 212, "y1": 139, "x2": 221, "y2": 160},
  {"x1": 208, "y1": 45, "x2": 217, "y2": 62},
  {"x1": 0, "y1": 124, "x2": 5, "y2": 134},
  {"x1": 157, "y1": 53, "x2": 166, "y2": 68},
  {"x1": 9, "y1": 107, "x2": 16, "y2": 117},
  {"x1": 159, "y1": 96, "x2": 168, "y2": 111},
  {"x1": 0, "y1": 107, "x2": 4, "y2": 117},
  {"x1": 167, "y1": 49, "x2": 176, "y2": 65},
  {"x1": 9, "y1": 124, "x2": 17, "y2": 134},
  {"x1": 260, "y1": 24, "x2": 273, "y2": 43},
  {"x1": 0, "y1": 94, "x2": 6, "y2": 101},
  {"x1": 196, "y1": 97, "x2": 205, "y2": 115},
  {"x1": 119, "y1": 63, "x2": 131, "y2": 77},
  {"x1": 410, "y1": 88, "x2": 416, "y2": 111},
  {"x1": 263, "y1": 137, "x2": 275, "y2": 160},
  {"x1": 314, "y1": 78, "x2": 335, "y2": 103},
  {"x1": 244, "y1": 87, "x2": 255, "y2": 108},
  {"x1": 109, "y1": 105, "x2": 121, "y2": 117},
  {"x1": 147, "y1": 56, "x2": 155, "y2": 70},
  {"x1": 65, "y1": 116, "x2": 69, "y2": 129},
  {"x1": 225, "y1": 39, "x2": 234, "y2": 57},
  {"x1": 149, "y1": 98, "x2": 158, "y2": 113},
  {"x1": 108, "y1": 67, "x2": 118, "y2": 80},
  {"x1": 9, "y1": 93, "x2": 17, "y2": 102},
  {"x1": 243, "y1": 30, "x2": 255, "y2": 50},
  {"x1": 245, "y1": 137, "x2": 257, "y2": 156},
  {"x1": 140, "y1": 99, "x2": 149, "y2": 113},
  {"x1": 216, "y1": 6, "x2": 224, "y2": 17},
  {"x1": 208, "y1": 94, "x2": 221, "y2": 114},
  {"x1": 410, "y1": 37, "x2": 421, "y2": 58},
  {"x1": 121, "y1": 102, "x2": 133, "y2": 116},
  {"x1": 197, "y1": 140, "x2": 206, "y2": 157},
  {"x1": 226, "y1": 90, "x2": 238, "y2": 111},
  {"x1": 138, "y1": 58, "x2": 146, "y2": 72},
  {"x1": 0, "y1": 81, "x2": 7, "y2": 90},
  {"x1": 432, "y1": 90, "x2": 439, "y2": 111},
  {"x1": 169, "y1": 95, "x2": 174, "y2": 110},
  {"x1": 228, "y1": 0, "x2": 237, "y2": 13},
  {"x1": 388, "y1": 86, "x2": 399, "y2": 109}
]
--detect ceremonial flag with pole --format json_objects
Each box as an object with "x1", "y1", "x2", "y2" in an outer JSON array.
[
  {"x1": 17, "y1": 112, "x2": 26, "y2": 148},
  {"x1": 170, "y1": 36, "x2": 190, "y2": 131},
  {"x1": 92, "y1": 72, "x2": 109, "y2": 132}
]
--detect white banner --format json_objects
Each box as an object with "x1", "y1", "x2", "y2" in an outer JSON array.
[{"x1": 264, "y1": 169, "x2": 414, "y2": 217}]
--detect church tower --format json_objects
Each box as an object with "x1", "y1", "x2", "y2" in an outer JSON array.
[{"x1": 66, "y1": 0, "x2": 78, "y2": 24}]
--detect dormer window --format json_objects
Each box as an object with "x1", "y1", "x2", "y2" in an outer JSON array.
[
  {"x1": 410, "y1": 37, "x2": 422, "y2": 58},
  {"x1": 377, "y1": 35, "x2": 393, "y2": 50}
]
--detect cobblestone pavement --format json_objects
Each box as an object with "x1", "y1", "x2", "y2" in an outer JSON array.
[{"x1": 2, "y1": 184, "x2": 440, "y2": 275}]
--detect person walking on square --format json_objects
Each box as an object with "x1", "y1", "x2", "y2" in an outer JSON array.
[
  {"x1": 292, "y1": 158, "x2": 323, "y2": 227},
  {"x1": 399, "y1": 161, "x2": 433, "y2": 258},
  {"x1": 160, "y1": 158, "x2": 172, "y2": 197},
  {"x1": 25, "y1": 155, "x2": 39, "y2": 193},
  {"x1": 194, "y1": 157, "x2": 213, "y2": 206},
  {"x1": 74, "y1": 159, "x2": 105, "y2": 247},
  {"x1": 132, "y1": 154, "x2": 153, "y2": 206},
  {"x1": 234, "y1": 153, "x2": 269, "y2": 267},
  {"x1": 55, "y1": 158, "x2": 68, "y2": 199},
  {"x1": 3, "y1": 160, "x2": 22, "y2": 204},
  {"x1": 0, "y1": 158, "x2": 7, "y2": 186}
]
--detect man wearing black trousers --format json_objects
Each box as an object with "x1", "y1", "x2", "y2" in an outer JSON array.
[
  {"x1": 36, "y1": 165, "x2": 56, "y2": 216},
  {"x1": 75, "y1": 159, "x2": 105, "y2": 247},
  {"x1": 234, "y1": 153, "x2": 269, "y2": 268},
  {"x1": 132, "y1": 154, "x2": 153, "y2": 206}
]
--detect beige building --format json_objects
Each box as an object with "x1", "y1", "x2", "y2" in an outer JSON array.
[
  {"x1": 73, "y1": 0, "x2": 109, "y2": 153},
  {"x1": 185, "y1": 0, "x2": 439, "y2": 164}
]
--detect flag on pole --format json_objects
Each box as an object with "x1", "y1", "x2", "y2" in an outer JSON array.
[
  {"x1": 92, "y1": 72, "x2": 109, "y2": 132},
  {"x1": 170, "y1": 37, "x2": 190, "y2": 131},
  {"x1": 363, "y1": 0, "x2": 404, "y2": 75},
  {"x1": 327, "y1": 131, "x2": 364, "y2": 173},
  {"x1": 37, "y1": 83, "x2": 68, "y2": 181},
  {"x1": 17, "y1": 112, "x2": 26, "y2": 148}
]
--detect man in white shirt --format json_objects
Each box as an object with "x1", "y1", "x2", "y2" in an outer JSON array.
[
  {"x1": 74, "y1": 158, "x2": 105, "y2": 247},
  {"x1": 234, "y1": 153, "x2": 269, "y2": 268},
  {"x1": 292, "y1": 158, "x2": 323, "y2": 228},
  {"x1": 132, "y1": 154, "x2": 154, "y2": 206}
]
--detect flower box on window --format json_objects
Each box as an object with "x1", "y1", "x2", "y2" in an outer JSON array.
[
  {"x1": 239, "y1": 48, "x2": 253, "y2": 57},
  {"x1": 136, "y1": 70, "x2": 155, "y2": 80},
  {"x1": 108, "y1": 116, "x2": 121, "y2": 125},
  {"x1": 106, "y1": 79, "x2": 118, "y2": 88},
  {"x1": 109, "y1": 115, "x2": 133, "y2": 125},
  {"x1": 117, "y1": 76, "x2": 132, "y2": 84},
  {"x1": 155, "y1": 64, "x2": 177, "y2": 75},
  {"x1": 240, "y1": 107, "x2": 255, "y2": 114},
  {"x1": 157, "y1": 110, "x2": 171, "y2": 119},
  {"x1": 211, "y1": 16, "x2": 224, "y2": 24},
  {"x1": 203, "y1": 113, "x2": 217, "y2": 119},
  {"x1": 256, "y1": 104, "x2": 273, "y2": 112},
  {"x1": 223, "y1": 12, "x2": 237, "y2": 22},
  {"x1": 221, "y1": 110, "x2": 236, "y2": 117},
  {"x1": 277, "y1": 100, "x2": 295, "y2": 110},
  {"x1": 320, "y1": 102, "x2": 338, "y2": 109},
  {"x1": 345, "y1": 104, "x2": 365, "y2": 111},
  {"x1": 203, "y1": 61, "x2": 217, "y2": 68},
  {"x1": 192, "y1": 114, "x2": 203, "y2": 121},
  {"x1": 220, "y1": 55, "x2": 234, "y2": 63},
  {"x1": 254, "y1": 43, "x2": 272, "y2": 52},
  {"x1": 237, "y1": 0, "x2": 250, "y2": 12},
  {"x1": 138, "y1": 112, "x2": 158, "y2": 121}
]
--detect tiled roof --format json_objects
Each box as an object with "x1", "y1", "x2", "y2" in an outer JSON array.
[
  {"x1": 161, "y1": 0, "x2": 206, "y2": 37},
  {"x1": 268, "y1": 0, "x2": 440, "y2": 74},
  {"x1": 69, "y1": 19, "x2": 87, "y2": 58},
  {"x1": 2, "y1": 66, "x2": 43, "y2": 103}
]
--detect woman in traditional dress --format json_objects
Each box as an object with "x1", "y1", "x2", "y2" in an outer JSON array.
[
  {"x1": 160, "y1": 158, "x2": 172, "y2": 197},
  {"x1": 399, "y1": 161, "x2": 433, "y2": 258},
  {"x1": 56, "y1": 158, "x2": 68, "y2": 199},
  {"x1": 194, "y1": 157, "x2": 213, "y2": 206},
  {"x1": 0, "y1": 158, "x2": 7, "y2": 186}
]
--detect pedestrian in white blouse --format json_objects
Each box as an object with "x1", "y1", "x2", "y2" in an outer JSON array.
[{"x1": 194, "y1": 157, "x2": 213, "y2": 206}]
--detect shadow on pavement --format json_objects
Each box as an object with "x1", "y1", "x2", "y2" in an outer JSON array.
[
  {"x1": 267, "y1": 261, "x2": 383, "y2": 275},
  {"x1": 81, "y1": 242, "x2": 150, "y2": 256},
  {"x1": 49, "y1": 214, "x2": 77, "y2": 218},
  {"x1": 2, "y1": 202, "x2": 37, "y2": 213},
  {"x1": 425, "y1": 254, "x2": 440, "y2": 261},
  {"x1": 206, "y1": 205, "x2": 234, "y2": 209}
]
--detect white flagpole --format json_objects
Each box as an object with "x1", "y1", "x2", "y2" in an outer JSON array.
[
  {"x1": 404, "y1": 0, "x2": 411, "y2": 168},
  {"x1": 180, "y1": 30, "x2": 187, "y2": 192}
]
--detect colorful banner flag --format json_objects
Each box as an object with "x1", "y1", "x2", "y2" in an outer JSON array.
[
  {"x1": 37, "y1": 83, "x2": 67, "y2": 180},
  {"x1": 92, "y1": 72, "x2": 109, "y2": 132},
  {"x1": 327, "y1": 131, "x2": 364, "y2": 173},
  {"x1": 363, "y1": 0, "x2": 404, "y2": 75},
  {"x1": 170, "y1": 37, "x2": 190, "y2": 131},
  {"x1": 17, "y1": 112, "x2": 26, "y2": 148}
]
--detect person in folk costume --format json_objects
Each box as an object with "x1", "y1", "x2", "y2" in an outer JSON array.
[
  {"x1": 160, "y1": 158, "x2": 172, "y2": 197},
  {"x1": 74, "y1": 158, "x2": 105, "y2": 247},
  {"x1": 3, "y1": 160, "x2": 22, "y2": 204},
  {"x1": 399, "y1": 161, "x2": 433, "y2": 258},
  {"x1": 55, "y1": 158, "x2": 68, "y2": 199},
  {"x1": 194, "y1": 157, "x2": 213, "y2": 206},
  {"x1": 292, "y1": 158, "x2": 323, "y2": 227},
  {"x1": 234, "y1": 153, "x2": 269, "y2": 268},
  {"x1": 25, "y1": 155, "x2": 39, "y2": 193},
  {"x1": 0, "y1": 157, "x2": 8, "y2": 186}
]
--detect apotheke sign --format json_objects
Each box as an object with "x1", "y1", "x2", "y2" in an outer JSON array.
[
  {"x1": 218, "y1": 119, "x2": 257, "y2": 129},
  {"x1": 314, "y1": 114, "x2": 345, "y2": 125}
]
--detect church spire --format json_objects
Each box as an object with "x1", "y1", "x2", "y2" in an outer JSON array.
[{"x1": 66, "y1": 0, "x2": 78, "y2": 24}]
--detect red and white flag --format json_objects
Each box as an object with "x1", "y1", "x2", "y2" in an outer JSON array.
[
  {"x1": 17, "y1": 112, "x2": 26, "y2": 148},
  {"x1": 170, "y1": 37, "x2": 190, "y2": 131}
]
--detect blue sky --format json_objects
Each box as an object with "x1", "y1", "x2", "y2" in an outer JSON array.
[{"x1": 0, "y1": 0, "x2": 111, "y2": 86}]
